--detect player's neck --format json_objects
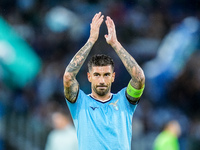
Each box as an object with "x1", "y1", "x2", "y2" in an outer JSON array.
[{"x1": 91, "y1": 92, "x2": 112, "y2": 102}]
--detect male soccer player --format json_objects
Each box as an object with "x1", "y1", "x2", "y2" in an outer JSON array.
[{"x1": 63, "y1": 12, "x2": 145, "y2": 150}]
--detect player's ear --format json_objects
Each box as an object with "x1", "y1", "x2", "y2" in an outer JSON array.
[
  {"x1": 112, "y1": 72, "x2": 115, "y2": 83},
  {"x1": 87, "y1": 72, "x2": 92, "y2": 82}
]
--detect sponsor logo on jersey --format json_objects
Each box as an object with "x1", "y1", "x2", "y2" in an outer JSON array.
[{"x1": 90, "y1": 106, "x2": 99, "y2": 110}]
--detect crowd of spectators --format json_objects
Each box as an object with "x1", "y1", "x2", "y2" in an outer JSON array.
[{"x1": 0, "y1": 0, "x2": 200, "y2": 149}]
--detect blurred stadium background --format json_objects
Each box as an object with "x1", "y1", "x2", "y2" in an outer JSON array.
[{"x1": 0, "y1": 0, "x2": 200, "y2": 150}]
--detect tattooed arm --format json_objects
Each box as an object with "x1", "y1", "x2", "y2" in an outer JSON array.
[
  {"x1": 105, "y1": 16, "x2": 145, "y2": 103},
  {"x1": 63, "y1": 12, "x2": 104, "y2": 103}
]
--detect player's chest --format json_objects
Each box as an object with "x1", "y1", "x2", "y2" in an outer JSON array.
[{"x1": 82, "y1": 99, "x2": 125, "y2": 121}]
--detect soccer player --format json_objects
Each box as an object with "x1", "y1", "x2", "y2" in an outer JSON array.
[{"x1": 63, "y1": 12, "x2": 145, "y2": 150}]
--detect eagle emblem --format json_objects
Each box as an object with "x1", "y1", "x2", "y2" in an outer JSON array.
[{"x1": 109, "y1": 99, "x2": 119, "y2": 110}]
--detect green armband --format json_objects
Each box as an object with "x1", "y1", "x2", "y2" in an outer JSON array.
[{"x1": 127, "y1": 82, "x2": 145, "y2": 98}]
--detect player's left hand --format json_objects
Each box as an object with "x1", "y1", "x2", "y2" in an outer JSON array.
[{"x1": 104, "y1": 16, "x2": 118, "y2": 46}]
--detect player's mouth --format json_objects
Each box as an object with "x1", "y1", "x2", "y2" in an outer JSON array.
[{"x1": 97, "y1": 85, "x2": 107, "y2": 89}]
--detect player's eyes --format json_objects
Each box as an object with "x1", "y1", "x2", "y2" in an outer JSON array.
[
  {"x1": 105, "y1": 73, "x2": 110, "y2": 76},
  {"x1": 94, "y1": 73, "x2": 100, "y2": 76}
]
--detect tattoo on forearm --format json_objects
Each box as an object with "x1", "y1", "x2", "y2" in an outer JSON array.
[
  {"x1": 114, "y1": 46, "x2": 144, "y2": 88},
  {"x1": 66, "y1": 41, "x2": 93, "y2": 74},
  {"x1": 64, "y1": 41, "x2": 93, "y2": 102}
]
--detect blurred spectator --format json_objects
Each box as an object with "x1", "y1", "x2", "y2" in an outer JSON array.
[
  {"x1": 45, "y1": 108, "x2": 78, "y2": 150},
  {"x1": 153, "y1": 120, "x2": 181, "y2": 150}
]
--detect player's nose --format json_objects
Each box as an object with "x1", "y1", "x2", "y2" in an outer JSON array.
[{"x1": 99, "y1": 76, "x2": 105, "y2": 83}]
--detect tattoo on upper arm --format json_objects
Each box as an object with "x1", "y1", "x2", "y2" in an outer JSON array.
[
  {"x1": 125, "y1": 92, "x2": 140, "y2": 105},
  {"x1": 64, "y1": 79, "x2": 79, "y2": 103}
]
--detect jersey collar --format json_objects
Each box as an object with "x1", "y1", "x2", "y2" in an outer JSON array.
[{"x1": 89, "y1": 93, "x2": 113, "y2": 103}]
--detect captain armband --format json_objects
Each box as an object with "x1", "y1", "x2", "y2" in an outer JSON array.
[{"x1": 126, "y1": 82, "x2": 145, "y2": 98}]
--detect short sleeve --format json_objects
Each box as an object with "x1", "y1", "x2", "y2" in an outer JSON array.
[{"x1": 66, "y1": 89, "x2": 86, "y2": 120}]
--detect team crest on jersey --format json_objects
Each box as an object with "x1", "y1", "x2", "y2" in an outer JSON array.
[{"x1": 109, "y1": 99, "x2": 119, "y2": 110}]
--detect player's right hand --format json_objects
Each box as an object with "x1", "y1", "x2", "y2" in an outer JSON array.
[{"x1": 89, "y1": 12, "x2": 104, "y2": 43}]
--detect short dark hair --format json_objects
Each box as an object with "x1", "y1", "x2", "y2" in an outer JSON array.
[{"x1": 88, "y1": 54, "x2": 114, "y2": 72}]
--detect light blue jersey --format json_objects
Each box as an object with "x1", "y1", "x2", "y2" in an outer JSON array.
[{"x1": 66, "y1": 87, "x2": 137, "y2": 150}]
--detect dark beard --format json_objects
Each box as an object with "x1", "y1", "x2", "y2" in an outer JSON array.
[{"x1": 93, "y1": 85, "x2": 110, "y2": 96}]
